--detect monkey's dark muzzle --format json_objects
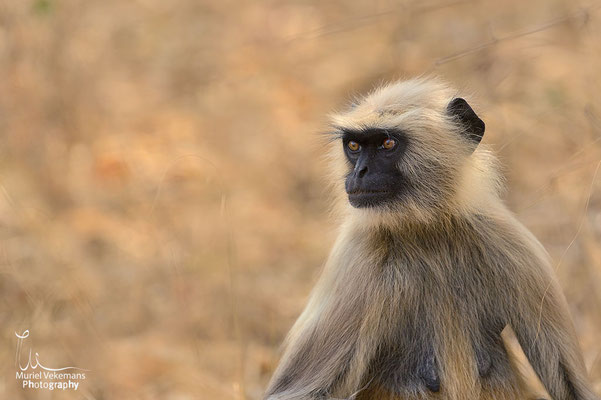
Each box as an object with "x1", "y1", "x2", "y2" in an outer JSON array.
[{"x1": 347, "y1": 189, "x2": 396, "y2": 208}]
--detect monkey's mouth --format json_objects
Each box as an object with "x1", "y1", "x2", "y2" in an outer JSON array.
[
  {"x1": 348, "y1": 189, "x2": 390, "y2": 195},
  {"x1": 347, "y1": 190, "x2": 395, "y2": 208}
]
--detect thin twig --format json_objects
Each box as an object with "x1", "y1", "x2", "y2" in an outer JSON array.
[{"x1": 434, "y1": 5, "x2": 598, "y2": 66}]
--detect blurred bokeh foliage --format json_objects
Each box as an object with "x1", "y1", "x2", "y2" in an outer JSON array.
[{"x1": 1, "y1": 0, "x2": 601, "y2": 399}]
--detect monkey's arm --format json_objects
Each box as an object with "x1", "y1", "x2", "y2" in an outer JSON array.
[
  {"x1": 509, "y1": 279, "x2": 598, "y2": 400},
  {"x1": 265, "y1": 228, "x2": 401, "y2": 399},
  {"x1": 264, "y1": 252, "x2": 375, "y2": 399},
  {"x1": 501, "y1": 325, "x2": 553, "y2": 399},
  {"x1": 264, "y1": 322, "x2": 358, "y2": 400}
]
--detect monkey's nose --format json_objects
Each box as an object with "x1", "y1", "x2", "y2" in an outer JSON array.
[{"x1": 357, "y1": 165, "x2": 368, "y2": 178}]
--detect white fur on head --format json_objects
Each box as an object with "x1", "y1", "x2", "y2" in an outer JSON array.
[{"x1": 328, "y1": 78, "x2": 503, "y2": 227}]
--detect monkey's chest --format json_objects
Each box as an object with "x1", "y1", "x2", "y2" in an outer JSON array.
[{"x1": 362, "y1": 308, "x2": 517, "y2": 399}]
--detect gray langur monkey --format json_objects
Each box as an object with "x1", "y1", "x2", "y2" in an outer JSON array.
[{"x1": 264, "y1": 78, "x2": 598, "y2": 400}]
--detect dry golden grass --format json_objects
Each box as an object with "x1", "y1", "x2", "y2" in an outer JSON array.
[{"x1": 1, "y1": 0, "x2": 601, "y2": 399}]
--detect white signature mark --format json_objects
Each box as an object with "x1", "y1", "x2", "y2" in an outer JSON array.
[{"x1": 15, "y1": 330, "x2": 89, "y2": 372}]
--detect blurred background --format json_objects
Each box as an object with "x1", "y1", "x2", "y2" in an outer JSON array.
[{"x1": 1, "y1": 0, "x2": 601, "y2": 399}]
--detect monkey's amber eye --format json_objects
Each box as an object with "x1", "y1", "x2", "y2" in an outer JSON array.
[
  {"x1": 347, "y1": 141, "x2": 360, "y2": 152},
  {"x1": 382, "y1": 138, "x2": 396, "y2": 149}
]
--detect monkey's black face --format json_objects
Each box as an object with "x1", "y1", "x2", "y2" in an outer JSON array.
[{"x1": 342, "y1": 129, "x2": 408, "y2": 208}]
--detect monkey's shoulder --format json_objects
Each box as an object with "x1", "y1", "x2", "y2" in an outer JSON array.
[{"x1": 374, "y1": 213, "x2": 550, "y2": 278}]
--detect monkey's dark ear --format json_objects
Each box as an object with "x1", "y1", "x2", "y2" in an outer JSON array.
[{"x1": 447, "y1": 98, "x2": 485, "y2": 146}]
